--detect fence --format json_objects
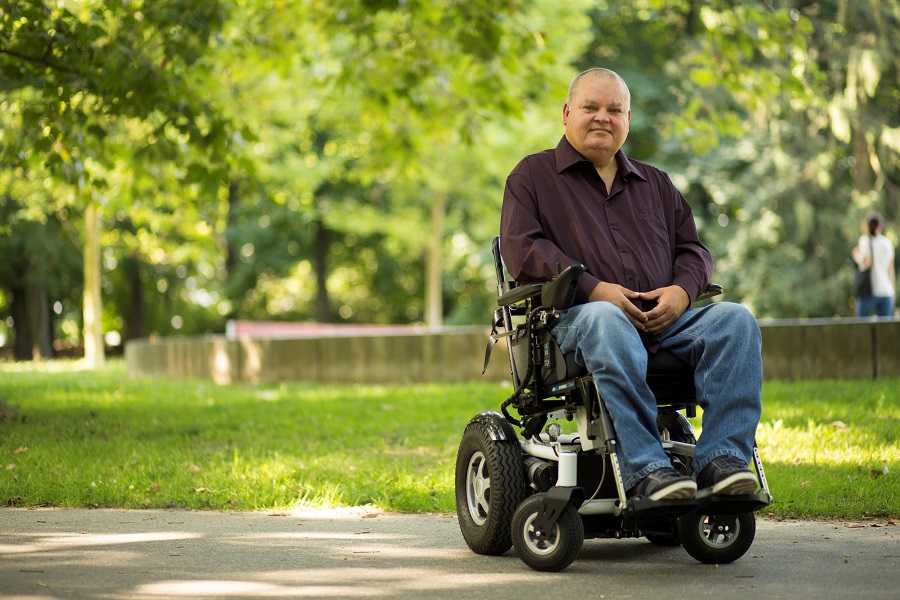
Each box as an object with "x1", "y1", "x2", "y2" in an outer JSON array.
[{"x1": 124, "y1": 319, "x2": 900, "y2": 384}]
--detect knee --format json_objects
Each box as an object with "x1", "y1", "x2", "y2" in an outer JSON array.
[
  {"x1": 710, "y1": 302, "x2": 761, "y2": 344},
  {"x1": 577, "y1": 301, "x2": 632, "y2": 332}
]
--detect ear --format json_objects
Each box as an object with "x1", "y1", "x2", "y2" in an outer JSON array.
[{"x1": 562, "y1": 103, "x2": 570, "y2": 125}]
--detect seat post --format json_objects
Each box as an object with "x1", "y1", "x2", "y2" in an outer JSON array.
[{"x1": 493, "y1": 236, "x2": 522, "y2": 387}]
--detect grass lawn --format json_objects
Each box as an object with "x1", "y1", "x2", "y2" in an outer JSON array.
[{"x1": 1, "y1": 360, "x2": 898, "y2": 520}]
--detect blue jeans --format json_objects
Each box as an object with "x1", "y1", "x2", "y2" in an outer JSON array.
[
  {"x1": 550, "y1": 301, "x2": 762, "y2": 490},
  {"x1": 855, "y1": 296, "x2": 895, "y2": 317}
]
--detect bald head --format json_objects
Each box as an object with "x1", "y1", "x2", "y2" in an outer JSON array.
[{"x1": 567, "y1": 68, "x2": 631, "y2": 109}]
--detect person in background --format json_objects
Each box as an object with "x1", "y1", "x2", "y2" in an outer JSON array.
[{"x1": 853, "y1": 212, "x2": 896, "y2": 317}]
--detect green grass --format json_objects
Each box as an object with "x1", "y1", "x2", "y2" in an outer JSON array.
[{"x1": 1, "y1": 360, "x2": 898, "y2": 520}]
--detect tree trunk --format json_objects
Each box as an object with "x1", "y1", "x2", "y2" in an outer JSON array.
[
  {"x1": 123, "y1": 255, "x2": 145, "y2": 340},
  {"x1": 425, "y1": 191, "x2": 447, "y2": 329},
  {"x1": 83, "y1": 197, "x2": 105, "y2": 367},
  {"x1": 313, "y1": 218, "x2": 332, "y2": 323},
  {"x1": 221, "y1": 179, "x2": 241, "y2": 323},
  {"x1": 10, "y1": 286, "x2": 30, "y2": 361},
  {"x1": 26, "y1": 279, "x2": 53, "y2": 360}
]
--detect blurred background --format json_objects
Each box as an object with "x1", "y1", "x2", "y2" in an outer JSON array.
[{"x1": 1, "y1": 0, "x2": 897, "y2": 365}]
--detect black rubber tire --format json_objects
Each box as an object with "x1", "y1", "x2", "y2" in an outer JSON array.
[
  {"x1": 661, "y1": 412, "x2": 696, "y2": 477},
  {"x1": 679, "y1": 510, "x2": 756, "y2": 564},
  {"x1": 455, "y1": 421, "x2": 524, "y2": 555},
  {"x1": 511, "y1": 493, "x2": 584, "y2": 572}
]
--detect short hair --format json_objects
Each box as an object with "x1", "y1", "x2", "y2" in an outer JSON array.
[{"x1": 567, "y1": 68, "x2": 631, "y2": 107}]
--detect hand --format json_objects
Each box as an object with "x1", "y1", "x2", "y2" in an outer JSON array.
[
  {"x1": 588, "y1": 282, "x2": 649, "y2": 331},
  {"x1": 638, "y1": 286, "x2": 690, "y2": 336}
]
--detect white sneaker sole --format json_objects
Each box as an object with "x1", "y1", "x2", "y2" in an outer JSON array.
[
  {"x1": 707, "y1": 472, "x2": 758, "y2": 496},
  {"x1": 648, "y1": 480, "x2": 698, "y2": 501}
]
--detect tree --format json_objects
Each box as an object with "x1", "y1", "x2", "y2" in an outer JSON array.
[{"x1": 1, "y1": 0, "x2": 234, "y2": 363}]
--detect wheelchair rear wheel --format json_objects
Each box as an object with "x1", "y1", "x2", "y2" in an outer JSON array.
[
  {"x1": 511, "y1": 493, "x2": 584, "y2": 572},
  {"x1": 455, "y1": 421, "x2": 524, "y2": 555},
  {"x1": 679, "y1": 510, "x2": 756, "y2": 563}
]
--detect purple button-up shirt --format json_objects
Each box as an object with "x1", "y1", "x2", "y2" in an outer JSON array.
[{"x1": 500, "y1": 136, "x2": 713, "y2": 312}]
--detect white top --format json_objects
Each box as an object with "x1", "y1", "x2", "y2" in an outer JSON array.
[{"x1": 858, "y1": 234, "x2": 896, "y2": 297}]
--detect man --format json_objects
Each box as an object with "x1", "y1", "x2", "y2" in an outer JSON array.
[{"x1": 500, "y1": 68, "x2": 762, "y2": 502}]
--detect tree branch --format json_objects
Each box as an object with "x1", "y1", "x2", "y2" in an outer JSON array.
[{"x1": 0, "y1": 47, "x2": 80, "y2": 75}]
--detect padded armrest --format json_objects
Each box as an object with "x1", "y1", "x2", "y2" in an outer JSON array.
[
  {"x1": 497, "y1": 282, "x2": 543, "y2": 307},
  {"x1": 540, "y1": 264, "x2": 583, "y2": 309},
  {"x1": 497, "y1": 264, "x2": 584, "y2": 309},
  {"x1": 696, "y1": 283, "x2": 723, "y2": 302}
]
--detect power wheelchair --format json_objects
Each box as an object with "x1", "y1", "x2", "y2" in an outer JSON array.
[{"x1": 455, "y1": 236, "x2": 772, "y2": 572}]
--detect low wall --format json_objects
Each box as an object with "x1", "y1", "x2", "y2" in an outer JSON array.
[
  {"x1": 124, "y1": 319, "x2": 900, "y2": 384},
  {"x1": 125, "y1": 329, "x2": 513, "y2": 385},
  {"x1": 758, "y1": 318, "x2": 900, "y2": 380}
]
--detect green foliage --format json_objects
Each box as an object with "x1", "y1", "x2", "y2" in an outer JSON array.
[
  {"x1": 1, "y1": 0, "x2": 899, "y2": 354},
  {"x1": 754, "y1": 379, "x2": 900, "y2": 519}
]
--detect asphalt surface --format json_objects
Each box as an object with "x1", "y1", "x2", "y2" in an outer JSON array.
[{"x1": 2, "y1": 507, "x2": 898, "y2": 599}]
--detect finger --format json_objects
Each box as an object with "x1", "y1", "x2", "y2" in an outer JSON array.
[{"x1": 622, "y1": 298, "x2": 648, "y2": 323}]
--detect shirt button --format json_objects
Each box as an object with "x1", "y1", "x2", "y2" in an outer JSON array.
[
  {"x1": 612, "y1": 225, "x2": 619, "y2": 230},
  {"x1": 620, "y1": 249, "x2": 627, "y2": 253}
]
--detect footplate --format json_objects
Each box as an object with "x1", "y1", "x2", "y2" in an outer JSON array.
[
  {"x1": 624, "y1": 497, "x2": 699, "y2": 518},
  {"x1": 694, "y1": 491, "x2": 771, "y2": 515}
]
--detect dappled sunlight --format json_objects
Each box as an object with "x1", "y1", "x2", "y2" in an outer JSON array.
[
  {"x1": 232, "y1": 531, "x2": 415, "y2": 542},
  {"x1": 0, "y1": 531, "x2": 201, "y2": 556},
  {"x1": 756, "y1": 418, "x2": 900, "y2": 469},
  {"x1": 132, "y1": 568, "x2": 533, "y2": 599},
  {"x1": 134, "y1": 579, "x2": 387, "y2": 598}
]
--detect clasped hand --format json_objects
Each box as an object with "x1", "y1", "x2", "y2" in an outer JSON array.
[{"x1": 588, "y1": 282, "x2": 690, "y2": 336}]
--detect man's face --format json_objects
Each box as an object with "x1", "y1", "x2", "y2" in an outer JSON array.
[{"x1": 563, "y1": 74, "x2": 631, "y2": 165}]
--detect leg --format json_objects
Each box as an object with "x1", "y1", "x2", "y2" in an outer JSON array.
[
  {"x1": 657, "y1": 302, "x2": 762, "y2": 474},
  {"x1": 856, "y1": 296, "x2": 875, "y2": 317},
  {"x1": 551, "y1": 302, "x2": 675, "y2": 491},
  {"x1": 874, "y1": 296, "x2": 894, "y2": 317}
]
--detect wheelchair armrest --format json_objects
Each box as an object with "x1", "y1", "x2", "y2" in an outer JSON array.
[
  {"x1": 540, "y1": 264, "x2": 583, "y2": 309},
  {"x1": 497, "y1": 282, "x2": 543, "y2": 307},
  {"x1": 497, "y1": 264, "x2": 584, "y2": 309},
  {"x1": 695, "y1": 283, "x2": 723, "y2": 302}
]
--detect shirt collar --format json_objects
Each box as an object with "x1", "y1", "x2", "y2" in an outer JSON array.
[{"x1": 554, "y1": 135, "x2": 648, "y2": 183}]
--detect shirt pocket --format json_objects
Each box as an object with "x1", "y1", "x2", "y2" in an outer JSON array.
[{"x1": 634, "y1": 197, "x2": 671, "y2": 248}]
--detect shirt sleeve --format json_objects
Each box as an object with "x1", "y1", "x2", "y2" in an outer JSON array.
[
  {"x1": 669, "y1": 185, "x2": 714, "y2": 302},
  {"x1": 500, "y1": 163, "x2": 601, "y2": 301},
  {"x1": 859, "y1": 235, "x2": 872, "y2": 261}
]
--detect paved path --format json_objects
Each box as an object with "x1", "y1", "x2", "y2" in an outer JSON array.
[{"x1": 2, "y1": 507, "x2": 898, "y2": 599}]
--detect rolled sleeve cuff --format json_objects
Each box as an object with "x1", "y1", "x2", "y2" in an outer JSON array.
[
  {"x1": 575, "y1": 273, "x2": 601, "y2": 304},
  {"x1": 672, "y1": 274, "x2": 705, "y2": 304}
]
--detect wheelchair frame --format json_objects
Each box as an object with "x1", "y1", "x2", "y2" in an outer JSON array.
[{"x1": 456, "y1": 236, "x2": 772, "y2": 571}]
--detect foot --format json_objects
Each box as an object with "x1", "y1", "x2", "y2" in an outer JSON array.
[
  {"x1": 697, "y1": 456, "x2": 758, "y2": 495},
  {"x1": 629, "y1": 467, "x2": 697, "y2": 501}
]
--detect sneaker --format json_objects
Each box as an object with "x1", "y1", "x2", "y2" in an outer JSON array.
[
  {"x1": 697, "y1": 456, "x2": 758, "y2": 495},
  {"x1": 629, "y1": 467, "x2": 697, "y2": 501}
]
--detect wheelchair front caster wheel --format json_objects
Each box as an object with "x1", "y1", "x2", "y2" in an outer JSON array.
[
  {"x1": 679, "y1": 510, "x2": 756, "y2": 564},
  {"x1": 511, "y1": 493, "x2": 584, "y2": 572}
]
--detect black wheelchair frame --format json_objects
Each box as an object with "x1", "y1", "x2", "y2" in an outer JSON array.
[{"x1": 455, "y1": 236, "x2": 772, "y2": 571}]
